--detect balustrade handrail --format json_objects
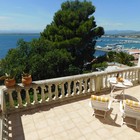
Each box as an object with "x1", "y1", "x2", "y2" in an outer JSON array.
[{"x1": 0, "y1": 66, "x2": 140, "y2": 139}]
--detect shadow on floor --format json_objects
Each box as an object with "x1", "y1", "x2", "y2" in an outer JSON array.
[
  {"x1": 115, "y1": 94, "x2": 139, "y2": 101},
  {"x1": 93, "y1": 108, "x2": 121, "y2": 127}
]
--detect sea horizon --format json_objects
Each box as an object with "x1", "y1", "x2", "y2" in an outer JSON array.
[{"x1": 0, "y1": 32, "x2": 40, "y2": 35}]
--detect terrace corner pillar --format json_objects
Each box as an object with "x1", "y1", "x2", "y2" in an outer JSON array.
[{"x1": 94, "y1": 75, "x2": 102, "y2": 93}]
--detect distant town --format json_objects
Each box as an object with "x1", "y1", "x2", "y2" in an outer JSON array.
[{"x1": 105, "y1": 30, "x2": 140, "y2": 39}]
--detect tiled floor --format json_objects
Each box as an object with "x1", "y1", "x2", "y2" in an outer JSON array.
[{"x1": 8, "y1": 85, "x2": 140, "y2": 140}]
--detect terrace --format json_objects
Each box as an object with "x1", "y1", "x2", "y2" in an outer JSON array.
[{"x1": 0, "y1": 66, "x2": 140, "y2": 140}]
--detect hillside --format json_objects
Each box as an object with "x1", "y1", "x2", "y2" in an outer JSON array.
[{"x1": 105, "y1": 30, "x2": 140, "y2": 35}]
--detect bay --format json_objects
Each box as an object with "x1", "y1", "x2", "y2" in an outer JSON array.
[
  {"x1": 94, "y1": 36, "x2": 140, "y2": 57},
  {"x1": 96, "y1": 36, "x2": 140, "y2": 48}
]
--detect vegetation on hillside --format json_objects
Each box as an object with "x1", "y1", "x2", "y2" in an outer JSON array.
[
  {"x1": 106, "y1": 51, "x2": 135, "y2": 66},
  {"x1": 0, "y1": 0, "x2": 104, "y2": 83}
]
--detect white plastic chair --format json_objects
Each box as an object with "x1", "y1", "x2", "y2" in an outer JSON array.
[
  {"x1": 90, "y1": 95, "x2": 112, "y2": 118},
  {"x1": 120, "y1": 99, "x2": 140, "y2": 129}
]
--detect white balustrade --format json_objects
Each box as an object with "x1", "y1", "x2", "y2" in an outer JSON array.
[{"x1": 0, "y1": 66, "x2": 139, "y2": 113}]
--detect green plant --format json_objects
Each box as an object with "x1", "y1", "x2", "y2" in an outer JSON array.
[
  {"x1": 0, "y1": 72, "x2": 15, "y2": 80},
  {"x1": 0, "y1": 71, "x2": 17, "y2": 87},
  {"x1": 22, "y1": 72, "x2": 31, "y2": 77},
  {"x1": 0, "y1": 68, "x2": 18, "y2": 80}
]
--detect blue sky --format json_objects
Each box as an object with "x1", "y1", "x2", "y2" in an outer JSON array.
[{"x1": 0, "y1": 0, "x2": 140, "y2": 32}]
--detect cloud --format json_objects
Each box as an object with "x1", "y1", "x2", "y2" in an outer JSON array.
[{"x1": 0, "y1": 16, "x2": 11, "y2": 20}]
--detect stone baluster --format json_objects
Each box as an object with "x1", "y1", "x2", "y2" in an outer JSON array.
[
  {"x1": 138, "y1": 68, "x2": 140, "y2": 83},
  {"x1": 124, "y1": 71, "x2": 127, "y2": 79},
  {"x1": 54, "y1": 84, "x2": 59, "y2": 99},
  {"x1": 17, "y1": 90, "x2": 23, "y2": 108},
  {"x1": 71, "y1": 82, "x2": 74, "y2": 95},
  {"x1": 84, "y1": 78, "x2": 88, "y2": 93},
  {"x1": 40, "y1": 85, "x2": 45, "y2": 103},
  {"x1": 25, "y1": 89, "x2": 30, "y2": 106},
  {"x1": 131, "y1": 70, "x2": 133, "y2": 80},
  {"x1": 133, "y1": 70, "x2": 135, "y2": 80},
  {"x1": 67, "y1": 81, "x2": 71, "y2": 97},
  {"x1": 128, "y1": 71, "x2": 131, "y2": 79},
  {"x1": 8, "y1": 91, "x2": 14, "y2": 108},
  {"x1": 136, "y1": 69, "x2": 138, "y2": 80},
  {"x1": 79, "y1": 79, "x2": 82, "y2": 94},
  {"x1": 87, "y1": 78, "x2": 90, "y2": 92},
  {"x1": 3, "y1": 92, "x2": 7, "y2": 113},
  {"x1": 130, "y1": 70, "x2": 132, "y2": 80},
  {"x1": 33, "y1": 87, "x2": 38, "y2": 104},
  {"x1": 104, "y1": 75, "x2": 108, "y2": 88},
  {"x1": 135, "y1": 69, "x2": 137, "y2": 81},
  {"x1": 135, "y1": 70, "x2": 138, "y2": 81},
  {"x1": 76, "y1": 81, "x2": 79, "y2": 95},
  {"x1": 72, "y1": 81, "x2": 76, "y2": 95},
  {"x1": 81, "y1": 79, "x2": 84, "y2": 94},
  {"x1": 48, "y1": 84, "x2": 52, "y2": 101},
  {"x1": 61, "y1": 83, "x2": 65, "y2": 98},
  {"x1": 89, "y1": 78, "x2": 92, "y2": 92}
]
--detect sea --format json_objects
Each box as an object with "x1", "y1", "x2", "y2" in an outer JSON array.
[
  {"x1": 1, "y1": 34, "x2": 140, "y2": 59},
  {"x1": 0, "y1": 33, "x2": 40, "y2": 59}
]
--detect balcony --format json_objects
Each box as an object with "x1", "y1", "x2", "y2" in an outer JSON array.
[{"x1": 0, "y1": 66, "x2": 140, "y2": 140}]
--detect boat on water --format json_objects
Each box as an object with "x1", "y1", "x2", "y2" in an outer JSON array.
[
  {"x1": 96, "y1": 45, "x2": 102, "y2": 49},
  {"x1": 105, "y1": 43, "x2": 124, "y2": 50},
  {"x1": 95, "y1": 44, "x2": 124, "y2": 53}
]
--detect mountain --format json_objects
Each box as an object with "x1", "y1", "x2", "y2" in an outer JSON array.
[{"x1": 105, "y1": 30, "x2": 140, "y2": 35}]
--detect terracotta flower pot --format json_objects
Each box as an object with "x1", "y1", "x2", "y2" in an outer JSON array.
[
  {"x1": 22, "y1": 75, "x2": 32, "y2": 85},
  {"x1": 4, "y1": 78, "x2": 16, "y2": 88}
]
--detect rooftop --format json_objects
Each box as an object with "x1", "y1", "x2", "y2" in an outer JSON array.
[{"x1": 7, "y1": 85, "x2": 140, "y2": 140}]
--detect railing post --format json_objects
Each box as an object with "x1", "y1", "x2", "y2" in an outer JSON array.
[
  {"x1": 138, "y1": 67, "x2": 140, "y2": 83},
  {"x1": 94, "y1": 75, "x2": 102, "y2": 93}
]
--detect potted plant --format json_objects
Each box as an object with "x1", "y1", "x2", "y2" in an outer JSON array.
[
  {"x1": 21, "y1": 72, "x2": 32, "y2": 86},
  {"x1": 0, "y1": 73, "x2": 16, "y2": 88}
]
